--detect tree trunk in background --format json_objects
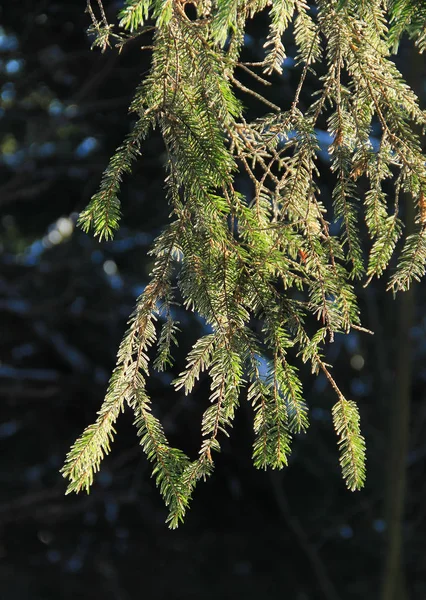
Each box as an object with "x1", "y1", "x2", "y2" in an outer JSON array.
[
  {"x1": 380, "y1": 44, "x2": 423, "y2": 600},
  {"x1": 380, "y1": 279, "x2": 413, "y2": 600}
]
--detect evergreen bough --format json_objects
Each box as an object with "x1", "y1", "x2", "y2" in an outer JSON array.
[{"x1": 62, "y1": 0, "x2": 426, "y2": 527}]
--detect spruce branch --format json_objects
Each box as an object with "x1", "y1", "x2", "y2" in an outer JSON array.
[{"x1": 63, "y1": 0, "x2": 426, "y2": 524}]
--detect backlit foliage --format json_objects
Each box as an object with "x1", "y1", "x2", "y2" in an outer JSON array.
[{"x1": 62, "y1": 0, "x2": 426, "y2": 526}]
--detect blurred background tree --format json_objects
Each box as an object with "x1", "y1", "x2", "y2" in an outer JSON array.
[{"x1": 1, "y1": 2, "x2": 426, "y2": 599}]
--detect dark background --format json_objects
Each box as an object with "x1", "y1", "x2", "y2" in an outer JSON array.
[{"x1": 1, "y1": 2, "x2": 426, "y2": 599}]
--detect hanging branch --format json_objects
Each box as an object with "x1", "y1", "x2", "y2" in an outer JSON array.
[{"x1": 63, "y1": 0, "x2": 426, "y2": 526}]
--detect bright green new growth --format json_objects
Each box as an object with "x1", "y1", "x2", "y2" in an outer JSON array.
[{"x1": 62, "y1": 0, "x2": 426, "y2": 526}]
